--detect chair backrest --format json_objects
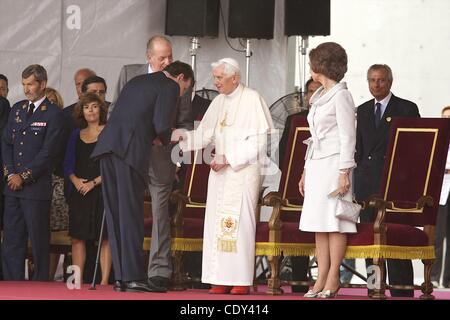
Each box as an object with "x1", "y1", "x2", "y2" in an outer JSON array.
[
  {"x1": 379, "y1": 118, "x2": 450, "y2": 226},
  {"x1": 278, "y1": 115, "x2": 310, "y2": 208}
]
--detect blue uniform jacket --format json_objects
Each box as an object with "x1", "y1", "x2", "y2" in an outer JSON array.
[{"x1": 2, "y1": 97, "x2": 65, "y2": 200}]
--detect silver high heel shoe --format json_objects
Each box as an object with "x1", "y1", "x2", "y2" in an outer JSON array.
[
  {"x1": 303, "y1": 289, "x2": 321, "y2": 298},
  {"x1": 317, "y1": 285, "x2": 340, "y2": 298}
]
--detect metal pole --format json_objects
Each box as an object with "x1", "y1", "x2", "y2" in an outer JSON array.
[
  {"x1": 189, "y1": 36, "x2": 199, "y2": 91},
  {"x1": 245, "y1": 39, "x2": 251, "y2": 86},
  {"x1": 294, "y1": 36, "x2": 301, "y2": 92},
  {"x1": 300, "y1": 35, "x2": 309, "y2": 96}
]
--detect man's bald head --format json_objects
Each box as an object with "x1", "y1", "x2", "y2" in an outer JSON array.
[{"x1": 74, "y1": 68, "x2": 96, "y2": 98}]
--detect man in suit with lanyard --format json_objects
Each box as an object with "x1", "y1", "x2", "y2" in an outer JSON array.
[
  {"x1": 2, "y1": 65, "x2": 65, "y2": 280},
  {"x1": 355, "y1": 64, "x2": 420, "y2": 297},
  {"x1": 92, "y1": 61, "x2": 194, "y2": 292},
  {"x1": 111, "y1": 35, "x2": 193, "y2": 291}
]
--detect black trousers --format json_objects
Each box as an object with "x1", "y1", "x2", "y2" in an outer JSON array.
[
  {"x1": 431, "y1": 198, "x2": 450, "y2": 287},
  {"x1": 2, "y1": 196, "x2": 50, "y2": 281},
  {"x1": 291, "y1": 256, "x2": 310, "y2": 292},
  {"x1": 100, "y1": 153, "x2": 146, "y2": 282},
  {"x1": 360, "y1": 206, "x2": 414, "y2": 297}
]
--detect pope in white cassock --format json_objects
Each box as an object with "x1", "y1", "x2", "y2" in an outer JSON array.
[{"x1": 173, "y1": 58, "x2": 274, "y2": 295}]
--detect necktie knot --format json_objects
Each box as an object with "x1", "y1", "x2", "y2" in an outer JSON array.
[
  {"x1": 27, "y1": 103, "x2": 35, "y2": 119},
  {"x1": 375, "y1": 102, "x2": 382, "y2": 128}
]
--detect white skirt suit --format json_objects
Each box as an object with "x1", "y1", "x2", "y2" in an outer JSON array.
[{"x1": 299, "y1": 82, "x2": 357, "y2": 233}]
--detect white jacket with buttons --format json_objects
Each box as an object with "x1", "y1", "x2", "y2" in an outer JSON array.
[{"x1": 304, "y1": 82, "x2": 356, "y2": 170}]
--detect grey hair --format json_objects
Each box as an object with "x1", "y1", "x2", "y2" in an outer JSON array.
[
  {"x1": 75, "y1": 68, "x2": 96, "y2": 78},
  {"x1": 147, "y1": 35, "x2": 172, "y2": 54},
  {"x1": 211, "y1": 60, "x2": 240, "y2": 77},
  {"x1": 367, "y1": 64, "x2": 393, "y2": 83},
  {"x1": 22, "y1": 64, "x2": 47, "y2": 82}
]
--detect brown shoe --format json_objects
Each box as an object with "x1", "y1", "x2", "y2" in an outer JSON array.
[
  {"x1": 230, "y1": 286, "x2": 250, "y2": 295},
  {"x1": 208, "y1": 285, "x2": 232, "y2": 294}
]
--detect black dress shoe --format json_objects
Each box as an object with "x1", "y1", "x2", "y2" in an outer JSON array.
[
  {"x1": 390, "y1": 289, "x2": 414, "y2": 297},
  {"x1": 122, "y1": 280, "x2": 154, "y2": 293},
  {"x1": 113, "y1": 280, "x2": 124, "y2": 292},
  {"x1": 148, "y1": 276, "x2": 170, "y2": 290},
  {"x1": 192, "y1": 282, "x2": 211, "y2": 289},
  {"x1": 292, "y1": 285, "x2": 309, "y2": 293},
  {"x1": 148, "y1": 277, "x2": 168, "y2": 292}
]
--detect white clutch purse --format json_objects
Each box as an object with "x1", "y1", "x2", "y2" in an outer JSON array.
[
  {"x1": 329, "y1": 188, "x2": 361, "y2": 223},
  {"x1": 335, "y1": 197, "x2": 361, "y2": 223}
]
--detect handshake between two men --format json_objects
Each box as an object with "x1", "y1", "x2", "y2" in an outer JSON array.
[{"x1": 170, "y1": 128, "x2": 228, "y2": 172}]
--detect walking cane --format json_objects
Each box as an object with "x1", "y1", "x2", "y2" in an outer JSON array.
[{"x1": 89, "y1": 209, "x2": 106, "y2": 290}]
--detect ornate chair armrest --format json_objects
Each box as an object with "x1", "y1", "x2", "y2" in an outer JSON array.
[
  {"x1": 170, "y1": 189, "x2": 188, "y2": 204},
  {"x1": 385, "y1": 196, "x2": 434, "y2": 212},
  {"x1": 366, "y1": 196, "x2": 388, "y2": 242},
  {"x1": 355, "y1": 199, "x2": 366, "y2": 210},
  {"x1": 263, "y1": 191, "x2": 283, "y2": 207},
  {"x1": 367, "y1": 195, "x2": 435, "y2": 245},
  {"x1": 263, "y1": 192, "x2": 284, "y2": 237}
]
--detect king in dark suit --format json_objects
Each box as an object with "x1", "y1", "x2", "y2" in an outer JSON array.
[
  {"x1": 1, "y1": 65, "x2": 65, "y2": 281},
  {"x1": 354, "y1": 64, "x2": 420, "y2": 297},
  {"x1": 91, "y1": 61, "x2": 194, "y2": 292}
]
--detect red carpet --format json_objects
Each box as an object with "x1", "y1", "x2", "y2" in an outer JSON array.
[{"x1": 0, "y1": 281, "x2": 449, "y2": 300}]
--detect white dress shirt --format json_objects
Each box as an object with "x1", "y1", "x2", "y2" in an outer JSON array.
[
  {"x1": 440, "y1": 146, "x2": 450, "y2": 205},
  {"x1": 29, "y1": 95, "x2": 46, "y2": 112},
  {"x1": 374, "y1": 92, "x2": 392, "y2": 118}
]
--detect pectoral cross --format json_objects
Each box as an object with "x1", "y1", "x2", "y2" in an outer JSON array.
[{"x1": 219, "y1": 111, "x2": 228, "y2": 132}]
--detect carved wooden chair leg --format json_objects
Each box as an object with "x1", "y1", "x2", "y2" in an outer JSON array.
[
  {"x1": 267, "y1": 255, "x2": 283, "y2": 295},
  {"x1": 170, "y1": 250, "x2": 187, "y2": 291},
  {"x1": 420, "y1": 259, "x2": 435, "y2": 300},
  {"x1": 371, "y1": 258, "x2": 387, "y2": 299}
]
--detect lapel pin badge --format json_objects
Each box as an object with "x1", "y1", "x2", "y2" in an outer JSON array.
[
  {"x1": 386, "y1": 117, "x2": 392, "y2": 123},
  {"x1": 41, "y1": 105, "x2": 47, "y2": 111}
]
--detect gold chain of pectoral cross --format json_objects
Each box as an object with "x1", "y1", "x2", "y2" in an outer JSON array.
[
  {"x1": 219, "y1": 111, "x2": 228, "y2": 132},
  {"x1": 218, "y1": 87, "x2": 245, "y2": 133}
]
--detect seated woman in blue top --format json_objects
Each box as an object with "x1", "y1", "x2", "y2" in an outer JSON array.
[{"x1": 64, "y1": 93, "x2": 111, "y2": 285}]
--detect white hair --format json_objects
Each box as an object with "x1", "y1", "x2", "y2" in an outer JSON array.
[{"x1": 211, "y1": 58, "x2": 240, "y2": 77}]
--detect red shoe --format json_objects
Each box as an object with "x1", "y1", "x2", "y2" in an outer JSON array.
[
  {"x1": 230, "y1": 286, "x2": 250, "y2": 295},
  {"x1": 208, "y1": 285, "x2": 232, "y2": 294}
]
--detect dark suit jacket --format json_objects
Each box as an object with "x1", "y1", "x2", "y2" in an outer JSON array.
[
  {"x1": 111, "y1": 63, "x2": 193, "y2": 130},
  {"x1": 2, "y1": 98, "x2": 65, "y2": 200},
  {"x1": 0, "y1": 97, "x2": 10, "y2": 146},
  {"x1": 91, "y1": 72, "x2": 179, "y2": 179},
  {"x1": 0, "y1": 97, "x2": 10, "y2": 227},
  {"x1": 354, "y1": 94, "x2": 420, "y2": 220},
  {"x1": 63, "y1": 102, "x2": 77, "y2": 133}
]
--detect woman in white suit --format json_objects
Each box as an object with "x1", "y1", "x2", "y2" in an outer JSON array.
[{"x1": 298, "y1": 42, "x2": 357, "y2": 298}]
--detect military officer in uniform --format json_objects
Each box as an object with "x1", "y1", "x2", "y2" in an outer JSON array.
[{"x1": 1, "y1": 64, "x2": 65, "y2": 281}]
